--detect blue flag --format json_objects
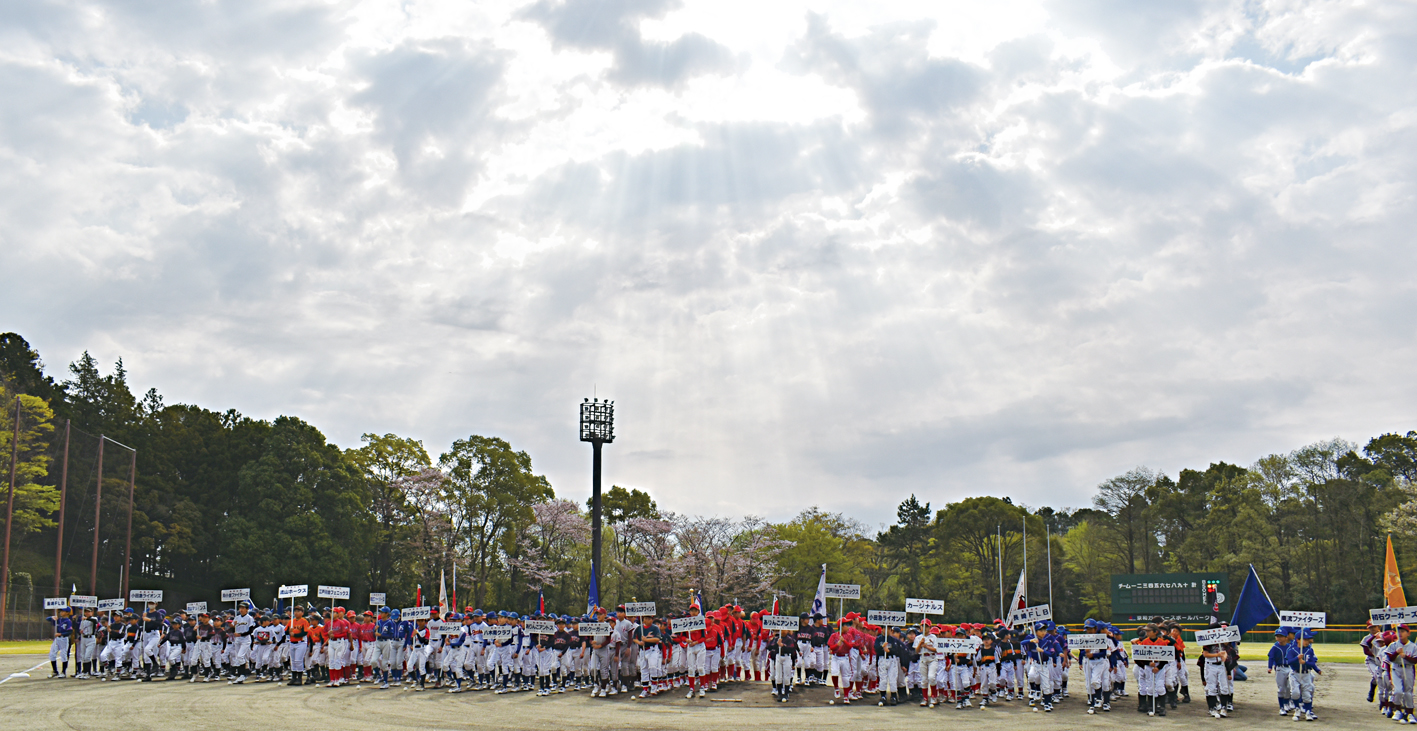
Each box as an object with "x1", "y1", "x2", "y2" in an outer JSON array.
[
  {"x1": 587, "y1": 562, "x2": 599, "y2": 615},
  {"x1": 1229, "y1": 563, "x2": 1276, "y2": 636}
]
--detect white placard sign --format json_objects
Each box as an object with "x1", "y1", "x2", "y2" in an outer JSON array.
[
  {"x1": 1008, "y1": 604, "x2": 1052, "y2": 626},
  {"x1": 484, "y1": 626, "x2": 514, "y2": 641},
  {"x1": 1131, "y1": 643, "x2": 1175, "y2": 662},
  {"x1": 427, "y1": 620, "x2": 461, "y2": 636},
  {"x1": 44, "y1": 598, "x2": 68, "y2": 610},
  {"x1": 1069, "y1": 634, "x2": 1112, "y2": 650},
  {"x1": 671, "y1": 615, "x2": 707, "y2": 634},
  {"x1": 129, "y1": 590, "x2": 163, "y2": 603},
  {"x1": 762, "y1": 615, "x2": 801, "y2": 632},
  {"x1": 221, "y1": 588, "x2": 251, "y2": 602},
  {"x1": 1279, "y1": 610, "x2": 1326, "y2": 628},
  {"x1": 1194, "y1": 626, "x2": 1241, "y2": 646},
  {"x1": 624, "y1": 602, "x2": 657, "y2": 617},
  {"x1": 69, "y1": 595, "x2": 98, "y2": 608},
  {"x1": 824, "y1": 583, "x2": 861, "y2": 600},
  {"x1": 905, "y1": 598, "x2": 944, "y2": 614},
  {"x1": 317, "y1": 585, "x2": 351, "y2": 600},
  {"x1": 867, "y1": 610, "x2": 907, "y2": 626},
  {"x1": 578, "y1": 622, "x2": 612, "y2": 636},
  {"x1": 1371, "y1": 607, "x2": 1417, "y2": 624},
  {"x1": 278, "y1": 585, "x2": 308, "y2": 599},
  {"x1": 369, "y1": 593, "x2": 387, "y2": 606},
  {"x1": 525, "y1": 620, "x2": 557, "y2": 635},
  {"x1": 401, "y1": 606, "x2": 431, "y2": 620},
  {"x1": 937, "y1": 637, "x2": 980, "y2": 653},
  {"x1": 98, "y1": 598, "x2": 124, "y2": 612},
  {"x1": 186, "y1": 602, "x2": 207, "y2": 614}
]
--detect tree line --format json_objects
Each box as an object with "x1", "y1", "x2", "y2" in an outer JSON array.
[{"x1": 1, "y1": 332, "x2": 1413, "y2": 622}]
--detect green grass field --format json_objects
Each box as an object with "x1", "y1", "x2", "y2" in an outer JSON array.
[
  {"x1": 1238, "y1": 642, "x2": 1366, "y2": 664},
  {"x1": 0, "y1": 641, "x2": 50, "y2": 655}
]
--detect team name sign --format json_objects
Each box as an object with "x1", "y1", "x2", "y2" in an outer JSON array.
[
  {"x1": 867, "y1": 610, "x2": 906, "y2": 626},
  {"x1": 761, "y1": 615, "x2": 800, "y2": 632},
  {"x1": 1130, "y1": 643, "x2": 1175, "y2": 661},
  {"x1": 129, "y1": 590, "x2": 163, "y2": 603},
  {"x1": 221, "y1": 589, "x2": 251, "y2": 602},
  {"x1": 1069, "y1": 634, "x2": 1111, "y2": 650},
  {"x1": 578, "y1": 622, "x2": 612, "y2": 636},
  {"x1": 671, "y1": 616, "x2": 706, "y2": 634},
  {"x1": 525, "y1": 620, "x2": 557, "y2": 635},
  {"x1": 905, "y1": 598, "x2": 944, "y2": 614},
  {"x1": 624, "y1": 602, "x2": 656, "y2": 617},
  {"x1": 1279, "y1": 610, "x2": 1325, "y2": 628},
  {"x1": 1008, "y1": 604, "x2": 1052, "y2": 626},
  {"x1": 1194, "y1": 626, "x2": 1240, "y2": 645}
]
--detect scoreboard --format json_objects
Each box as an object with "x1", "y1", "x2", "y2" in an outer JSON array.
[{"x1": 1110, "y1": 573, "x2": 1228, "y2": 624}]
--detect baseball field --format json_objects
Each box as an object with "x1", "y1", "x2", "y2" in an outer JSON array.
[{"x1": 0, "y1": 652, "x2": 1380, "y2": 730}]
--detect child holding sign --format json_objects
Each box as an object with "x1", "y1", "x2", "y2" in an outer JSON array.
[
  {"x1": 46, "y1": 606, "x2": 73, "y2": 679},
  {"x1": 1285, "y1": 628, "x2": 1321, "y2": 721}
]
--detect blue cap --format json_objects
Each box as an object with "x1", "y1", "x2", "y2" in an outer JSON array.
[
  {"x1": 390, "y1": 609, "x2": 401, "y2": 618},
  {"x1": 124, "y1": 607, "x2": 134, "y2": 613},
  {"x1": 1084, "y1": 618, "x2": 1097, "y2": 629},
  {"x1": 472, "y1": 609, "x2": 484, "y2": 617},
  {"x1": 1274, "y1": 627, "x2": 1286, "y2": 636},
  {"x1": 510, "y1": 612, "x2": 520, "y2": 620},
  {"x1": 378, "y1": 606, "x2": 391, "y2": 614},
  {"x1": 1301, "y1": 628, "x2": 1316, "y2": 640}
]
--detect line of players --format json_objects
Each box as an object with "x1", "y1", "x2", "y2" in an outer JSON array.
[
  {"x1": 42, "y1": 600, "x2": 1257, "y2": 719},
  {"x1": 1362, "y1": 622, "x2": 1417, "y2": 724}
]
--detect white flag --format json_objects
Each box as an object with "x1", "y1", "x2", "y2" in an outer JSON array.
[
  {"x1": 438, "y1": 570, "x2": 449, "y2": 618},
  {"x1": 811, "y1": 564, "x2": 827, "y2": 617},
  {"x1": 1007, "y1": 569, "x2": 1027, "y2": 623}
]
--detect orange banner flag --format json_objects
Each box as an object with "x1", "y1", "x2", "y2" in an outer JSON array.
[{"x1": 1386, "y1": 534, "x2": 1407, "y2": 608}]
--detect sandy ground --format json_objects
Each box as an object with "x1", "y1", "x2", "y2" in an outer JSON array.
[{"x1": 0, "y1": 656, "x2": 1383, "y2": 730}]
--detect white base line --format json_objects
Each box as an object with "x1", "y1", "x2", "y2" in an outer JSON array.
[{"x1": 0, "y1": 661, "x2": 49, "y2": 684}]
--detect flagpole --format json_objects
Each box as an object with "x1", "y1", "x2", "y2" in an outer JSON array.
[
  {"x1": 1022, "y1": 515, "x2": 1027, "y2": 603},
  {"x1": 1046, "y1": 522, "x2": 1053, "y2": 610},
  {"x1": 997, "y1": 525, "x2": 1003, "y2": 620}
]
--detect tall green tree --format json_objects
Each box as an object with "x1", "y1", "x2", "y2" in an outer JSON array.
[
  {"x1": 0, "y1": 385, "x2": 59, "y2": 535},
  {"x1": 440, "y1": 435, "x2": 553, "y2": 608},
  {"x1": 347, "y1": 433, "x2": 431, "y2": 592},
  {"x1": 216, "y1": 417, "x2": 372, "y2": 599}
]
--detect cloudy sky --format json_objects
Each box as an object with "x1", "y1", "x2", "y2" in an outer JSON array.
[{"x1": 3, "y1": 0, "x2": 1415, "y2": 526}]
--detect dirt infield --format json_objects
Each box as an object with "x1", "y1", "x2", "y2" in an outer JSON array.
[{"x1": 0, "y1": 656, "x2": 1382, "y2": 730}]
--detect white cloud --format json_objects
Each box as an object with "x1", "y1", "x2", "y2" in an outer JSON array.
[{"x1": 3, "y1": 0, "x2": 1416, "y2": 527}]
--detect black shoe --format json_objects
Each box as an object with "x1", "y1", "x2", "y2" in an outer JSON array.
[
  {"x1": 1369, "y1": 683, "x2": 1377, "y2": 703},
  {"x1": 1181, "y1": 689, "x2": 1191, "y2": 704}
]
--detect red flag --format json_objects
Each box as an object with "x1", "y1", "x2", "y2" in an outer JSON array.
[
  {"x1": 415, "y1": 584, "x2": 422, "y2": 606},
  {"x1": 771, "y1": 595, "x2": 779, "y2": 615}
]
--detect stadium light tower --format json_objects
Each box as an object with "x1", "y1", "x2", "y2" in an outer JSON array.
[{"x1": 580, "y1": 398, "x2": 614, "y2": 609}]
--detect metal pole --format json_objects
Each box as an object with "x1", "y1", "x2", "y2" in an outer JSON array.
[
  {"x1": 90, "y1": 436, "x2": 104, "y2": 595},
  {"x1": 1046, "y1": 523, "x2": 1054, "y2": 610},
  {"x1": 997, "y1": 525, "x2": 1003, "y2": 620},
  {"x1": 123, "y1": 449, "x2": 135, "y2": 600},
  {"x1": 1022, "y1": 515, "x2": 1027, "y2": 604},
  {"x1": 590, "y1": 440, "x2": 602, "y2": 609},
  {"x1": 54, "y1": 420, "x2": 69, "y2": 597},
  {"x1": 1, "y1": 396, "x2": 21, "y2": 641}
]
